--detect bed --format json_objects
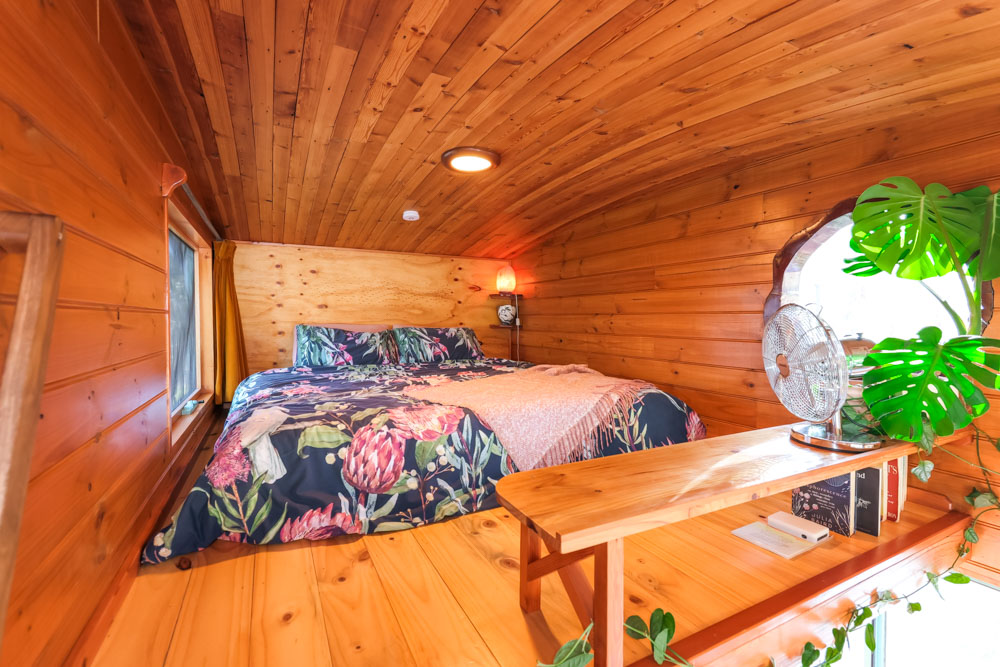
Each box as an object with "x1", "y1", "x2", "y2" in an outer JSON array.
[{"x1": 142, "y1": 330, "x2": 704, "y2": 564}]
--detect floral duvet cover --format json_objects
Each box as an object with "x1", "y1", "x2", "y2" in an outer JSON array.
[{"x1": 143, "y1": 359, "x2": 704, "y2": 564}]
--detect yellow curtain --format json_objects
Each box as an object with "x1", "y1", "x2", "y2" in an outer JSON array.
[{"x1": 213, "y1": 241, "x2": 249, "y2": 404}]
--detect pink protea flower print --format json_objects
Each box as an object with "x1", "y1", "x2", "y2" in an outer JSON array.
[
  {"x1": 386, "y1": 405, "x2": 465, "y2": 442},
  {"x1": 206, "y1": 441, "x2": 251, "y2": 489},
  {"x1": 279, "y1": 503, "x2": 360, "y2": 542},
  {"x1": 281, "y1": 384, "x2": 325, "y2": 397},
  {"x1": 342, "y1": 424, "x2": 407, "y2": 494},
  {"x1": 685, "y1": 410, "x2": 707, "y2": 441}
]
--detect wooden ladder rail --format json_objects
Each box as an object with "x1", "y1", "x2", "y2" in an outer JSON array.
[{"x1": 0, "y1": 213, "x2": 65, "y2": 650}]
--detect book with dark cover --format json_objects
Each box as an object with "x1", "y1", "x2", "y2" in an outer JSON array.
[
  {"x1": 854, "y1": 467, "x2": 882, "y2": 537},
  {"x1": 791, "y1": 472, "x2": 855, "y2": 537}
]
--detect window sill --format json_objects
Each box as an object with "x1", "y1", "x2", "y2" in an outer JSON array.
[{"x1": 171, "y1": 390, "x2": 214, "y2": 448}]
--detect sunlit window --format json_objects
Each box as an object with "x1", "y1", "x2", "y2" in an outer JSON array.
[
  {"x1": 169, "y1": 230, "x2": 198, "y2": 410},
  {"x1": 883, "y1": 577, "x2": 1000, "y2": 663},
  {"x1": 780, "y1": 214, "x2": 971, "y2": 342}
]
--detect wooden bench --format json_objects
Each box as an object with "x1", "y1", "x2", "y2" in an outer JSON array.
[{"x1": 495, "y1": 425, "x2": 925, "y2": 667}]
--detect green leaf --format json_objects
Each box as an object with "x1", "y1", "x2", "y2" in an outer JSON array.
[
  {"x1": 433, "y1": 492, "x2": 468, "y2": 521},
  {"x1": 958, "y1": 187, "x2": 1000, "y2": 281},
  {"x1": 851, "y1": 606, "x2": 872, "y2": 630},
  {"x1": 912, "y1": 460, "x2": 934, "y2": 483},
  {"x1": 917, "y1": 420, "x2": 935, "y2": 454},
  {"x1": 243, "y1": 474, "x2": 266, "y2": 518},
  {"x1": 975, "y1": 492, "x2": 998, "y2": 508},
  {"x1": 624, "y1": 615, "x2": 648, "y2": 639},
  {"x1": 350, "y1": 406, "x2": 385, "y2": 423},
  {"x1": 661, "y1": 612, "x2": 675, "y2": 645},
  {"x1": 369, "y1": 494, "x2": 398, "y2": 521},
  {"x1": 372, "y1": 521, "x2": 414, "y2": 533},
  {"x1": 831, "y1": 627, "x2": 847, "y2": 652},
  {"x1": 649, "y1": 608, "x2": 664, "y2": 640},
  {"x1": 843, "y1": 238, "x2": 884, "y2": 277},
  {"x1": 249, "y1": 490, "x2": 274, "y2": 535},
  {"x1": 651, "y1": 631, "x2": 669, "y2": 664},
  {"x1": 801, "y1": 641, "x2": 820, "y2": 667},
  {"x1": 852, "y1": 177, "x2": 980, "y2": 279},
  {"x1": 965, "y1": 526, "x2": 980, "y2": 544},
  {"x1": 296, "y1": 425, "x2": 351, "y2": 457},
  {"x1": 864, "y1": 622, "x2": 876, "y2": 652},
  {"x1": 259, "y1": 502, "x2": 287, "y2": 543},
  {"x1": 907, "y1": 602, "x2": 922, "y2": 614},
  {"x1": 541, "y1": 623, "x2": 593, "y2": 667},
  {"x1": 415, "y1": 435, "x2": 446, "y2": 470},
  {"x1": 927, "y1": 571, "x2": 943, "y2": 599},
  {"x1": 862, "y1": 329, "x2": 1000, "y2": 441},
  {"x1": 944, "y1": 572, "x2": 971, "y2": 584},
  {"x1": 385, "y1": 473, "x2": 415, "y2": 495}
]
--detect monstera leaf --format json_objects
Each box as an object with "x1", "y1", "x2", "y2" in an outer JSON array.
[
  {"x1": 852, "y1": 177, "x2": 980, "y2": 280},
  {"x1": 956, "y1": 185, "x2": 1000, "y2": 281},
  {"x1": 862, "y1": 327, "x2": 1000, "y2": 441},
  {"x1": 842, "y1": 237, "x2": 883, "y2": 276}
]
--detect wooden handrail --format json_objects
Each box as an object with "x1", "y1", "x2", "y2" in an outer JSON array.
[{"x1": 0, "y1": 213, "x2": 64, "y2": 650}]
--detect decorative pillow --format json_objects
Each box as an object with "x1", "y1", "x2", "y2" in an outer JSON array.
[
  {"x1": 391, "y1": 326, "x2": 485, "y2": 363},
  {"x1": 291, "y1": 323, "x2": 390, "y2": 354},
  {"x1": 293, "y1": 325, "x2": 399, "y2": 366}
]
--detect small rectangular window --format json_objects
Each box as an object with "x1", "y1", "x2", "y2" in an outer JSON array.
[{"x1": 168, "y1": 230, "x2": 198, "y2": 410}]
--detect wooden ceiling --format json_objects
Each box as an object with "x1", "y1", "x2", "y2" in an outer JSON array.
[{"x1": 118, "y1": 0, "x2": 1000, "y2": 258}]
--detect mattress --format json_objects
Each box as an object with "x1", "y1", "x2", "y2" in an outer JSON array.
[{"x1": 142, "y1": 359, "x2": 704, "y2": 564}]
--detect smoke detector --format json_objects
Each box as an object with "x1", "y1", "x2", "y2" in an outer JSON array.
[{"x1": 402, "y1": 210, "x2": 420, "y2": 221}]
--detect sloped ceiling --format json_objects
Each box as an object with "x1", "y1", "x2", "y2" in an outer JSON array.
[{"x1": 117, "y1": 0, "x2": 1000, "y2": 258}]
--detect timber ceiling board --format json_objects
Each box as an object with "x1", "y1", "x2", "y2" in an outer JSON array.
[{"x1": 117, "y1": 0, "x2": 1000, "y2": 257}]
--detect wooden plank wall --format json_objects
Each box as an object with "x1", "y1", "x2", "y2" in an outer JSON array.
[
  {"x1": 0, "y1": 2, "x2": 210, "y2": 664},
  {"x1": 232, "y1": 242, "x2": 510, "y2": 373},
  {"x1": 512, "y1": 101, "x2": 1000, "y2": 584}
]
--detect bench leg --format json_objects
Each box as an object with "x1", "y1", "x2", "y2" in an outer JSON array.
[
  {"x1": 519, "y1": 523, "x2": 542, "y2": 612},
  {"x1": 593, "y1": 538, "x2": 624, "y2": 667}
]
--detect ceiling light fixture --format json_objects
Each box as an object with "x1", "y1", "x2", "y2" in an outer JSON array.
[{"x1": 441, "y1": 146, "x2": 500, "y2": 173}]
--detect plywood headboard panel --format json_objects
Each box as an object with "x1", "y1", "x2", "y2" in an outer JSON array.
[{"x1": 233, "y1": 242, "x2": 509, "y2": 373}]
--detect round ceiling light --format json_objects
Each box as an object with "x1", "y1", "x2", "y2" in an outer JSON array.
[{"x1": 441, "y1": 146, "x2": 500, "y2": 173}]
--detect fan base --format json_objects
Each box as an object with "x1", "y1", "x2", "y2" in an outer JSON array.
[{"x1": 790, "y1": 422, "x2": 883, "y2": 452}]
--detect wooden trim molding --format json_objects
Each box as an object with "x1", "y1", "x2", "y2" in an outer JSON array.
[{"x1": 0, "y1": 213, "x2": 65, "y2": 650}]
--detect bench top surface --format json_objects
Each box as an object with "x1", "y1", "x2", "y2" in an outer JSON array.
[{"x1": 495, "y1": 425, "x2": 916, "y2": 553}]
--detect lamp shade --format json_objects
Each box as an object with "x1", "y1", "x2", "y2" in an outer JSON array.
[{"x1": 496, "y1": 265, "x2": 516, "y2": 293}]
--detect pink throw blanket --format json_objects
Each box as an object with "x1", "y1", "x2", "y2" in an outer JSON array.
[{"x1": 403, "y1": 364, "x2": 655, "y2": 470}]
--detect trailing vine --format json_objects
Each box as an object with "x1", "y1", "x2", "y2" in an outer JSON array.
[{"x1": 789, "y1": 424, "x2": 999, "y2": 666}]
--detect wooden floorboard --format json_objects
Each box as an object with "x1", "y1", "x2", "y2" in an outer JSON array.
[{"x1": 93, "y1": 419, "x2": 947, "y2": 666}]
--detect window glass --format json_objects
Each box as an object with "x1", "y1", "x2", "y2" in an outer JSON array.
[
  {"x1": 169, "y1": 231, "x2": 197, "y2": 409},
  {"x1": 782, "y1": 214, "x2": 971, "y2": 342},
  {"x1": 883, "y1": 578, "x2": 1000, "y2": 663}
]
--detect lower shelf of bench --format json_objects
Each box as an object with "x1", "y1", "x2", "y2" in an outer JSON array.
[{"x1": 523, "y1": 491, "x2": 966, "y2": 667}]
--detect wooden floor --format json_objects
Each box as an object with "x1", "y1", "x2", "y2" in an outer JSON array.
[{"x1": 93, "y1": 424, "x2": 945, "y2": 666}]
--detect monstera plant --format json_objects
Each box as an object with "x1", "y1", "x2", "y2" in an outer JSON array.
[{"x1": 847, "y1": 177, "x2": 1000, "y2": 444}]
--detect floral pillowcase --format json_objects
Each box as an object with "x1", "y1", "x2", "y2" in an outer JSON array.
[
  {"x1": 391, "y1": 326, "x2": 485, "y2": 363},
  {"x1": 293, "y1": 325, "x2": 399, "y2": 366}
]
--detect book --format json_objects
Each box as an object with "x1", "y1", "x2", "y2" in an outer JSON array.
[
  {"x1": 792, "y1": 472, "x2": 855, "y2": 537},
  {"x1": 887, "y1": 457, "x2": 901, "y2": 522},
  {"x1": 854, "y1": 467, "x2": 882, "y2": 537}
]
